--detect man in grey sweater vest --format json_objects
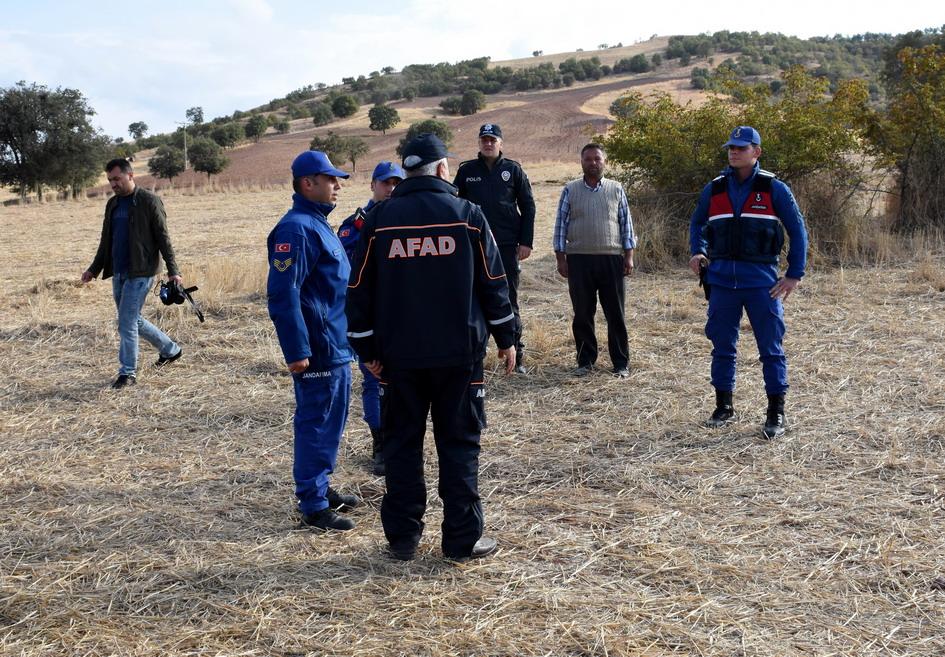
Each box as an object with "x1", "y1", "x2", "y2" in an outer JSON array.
[{"x1": 553, "y1": 144, "x2": 636, "y2": 378}]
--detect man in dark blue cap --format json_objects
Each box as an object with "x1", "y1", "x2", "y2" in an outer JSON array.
[
  {"x1": 337, "y1": 160, "x2": 406, "y2": 476},
  {"x1": 346, "y1": 133, "x2": 516, "y2": 561},
  {"x1": 689, "y1": 126, "x2": 809, "y2": 439},
  {"x1": 454, "y1": 124, "x2": 536, "y2": 374},
  {"x1": 267, "y1": 150, "x2": 361, "y2": 531}
]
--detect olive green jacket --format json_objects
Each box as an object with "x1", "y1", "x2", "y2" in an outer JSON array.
[{"x1": 88, "y1": 186, "x2": 180, "y2": 280}]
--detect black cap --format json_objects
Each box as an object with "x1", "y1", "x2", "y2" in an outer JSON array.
[
  {"x1": 479, "y1": 123, "x2": 502, "y2": 139},
  {"x1": 401, "y1": 133, "x2": 455, "y2": 171}
]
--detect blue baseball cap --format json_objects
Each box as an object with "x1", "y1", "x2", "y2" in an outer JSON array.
[
  {"x1": 401, "y1": 133, "x2": 455, "y2": 171},
  {"x1": 723, "y1": 126, "x2": 761, "y2": 148},
  {"x1": 291, "y1": 150, "x2": 350, "y2": 179},
  {"x1": 372, "y1": 161, "x2": 405, "y2": 181}
]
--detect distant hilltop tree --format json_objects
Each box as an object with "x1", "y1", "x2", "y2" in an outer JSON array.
[
  {"x1": 396, "y1": 119, "x2": 453, "y2": 157},
  {"x1": 188, "y1": 137, "x2": 229, "y2": 181},
  {"x1": 244, "y1": 114, "x2": 269, "y2": 142},
  {"x1": 147, "y1": 145, "x2": 185, "y2": 181},
  {"x1": 368, "y1": 104, "x2": 400, "y2": 134},
  {"x1": 332, "y1": 94, "x2": 359, "y2": 118},
  {"x1": 210, "y1": 122, "x2": 244, "y2": 148},
  {"x1": 128, "y1": 121, "x2": 148, "y2": 140},
  {"x1": 185, "y1": 106, "x2": 204, "y2": 125}
]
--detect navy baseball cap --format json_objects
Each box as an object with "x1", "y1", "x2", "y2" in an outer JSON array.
[
  {"x1": 401, "y1": 133, "x2": 455, "y2": 171},
  {"x1": 291, "y1": 150, "x2": 350, "y2": 179},
  {"x1": 479, "y1": 123, "x2": 502, "y2": 139},
  {"x1": 372, "y1": 161, "x2": 405, "y2": 181},
  {"x1": 723, "y1": 126, "x2": 761, "y2": 148}
]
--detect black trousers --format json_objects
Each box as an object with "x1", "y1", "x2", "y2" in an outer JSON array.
[
  {"x1": 566, "y1": 253, "x2": 629, "y2": 370},
  {"x1": 498, "y1": 244, "x2": 524, "y2": 362},
  {"x1": 379, "y1": 361, "x2": 486, "y2": 557}
]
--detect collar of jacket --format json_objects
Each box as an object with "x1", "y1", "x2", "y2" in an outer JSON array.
[
  {"x1": 391, "y1": 175, "x2": 458, "y2": 197},
  {"x1": 721, "y1": 161, "x2": 760, "y2": 185},
  {"x1": 292, "y1": 192, "x2": 335, "y2": 218},
  {"x1": 477, "y1": 151, "x2": 505, "y2": 168}
]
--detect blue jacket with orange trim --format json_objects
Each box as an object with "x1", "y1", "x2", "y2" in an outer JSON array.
[
  {"x1": 345, "y1": 175, "x2": 515, "y2": 370},
  {"x1": 267, "y1": 193, "x2": 353, "y2": 369}
]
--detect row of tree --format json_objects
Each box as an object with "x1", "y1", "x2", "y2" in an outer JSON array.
[{"x1": 602, "y1": 35, "x2": 945, "y2": 243}]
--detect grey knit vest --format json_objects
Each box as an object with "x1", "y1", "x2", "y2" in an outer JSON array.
[{"x1": 563, "y1": 178, "x2": 624, "y2": 255}]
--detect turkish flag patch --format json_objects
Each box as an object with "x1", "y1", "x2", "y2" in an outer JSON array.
[{"x1": 275, "y1": 243, "x2": 291, "y2": 253}]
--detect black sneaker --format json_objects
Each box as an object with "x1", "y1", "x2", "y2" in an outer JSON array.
[
  {"x1": 299, "y1": 508, "x2": 355, "y2": 531},
  {"x1": 155, "y1": 348, "x2": 183, "y2": 367},
  {"x1": 762, "y1": 410, "x2": 786, "y2": 439},
  {"x1": 445, "y1": 536, "x2": 498, "y2": 561},
  {"x1": 111, "y1": 374, "x2": 136, "y2": 389},
  {"x1": 327, "y1": 487, "x2": 360, "y2": 511}
]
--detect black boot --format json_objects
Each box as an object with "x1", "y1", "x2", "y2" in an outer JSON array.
[
  {"x1": 763, "y1": 394, "x2": 786, "y2": 439},
  {"x1": 706, "y1": 389, "x2": 735, "y2": 427},
  {"x1": 370, "y1": 426, "x2": 385, "y2": 476}
]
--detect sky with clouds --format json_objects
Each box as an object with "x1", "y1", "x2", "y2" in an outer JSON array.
[{"x1": 1, "y1": 0, "x2": 942, "y2": 138}]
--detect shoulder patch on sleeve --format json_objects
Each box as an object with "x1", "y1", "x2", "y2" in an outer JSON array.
[{"x1": 272, "y1": 257, "x2": 293, "y2": 272}]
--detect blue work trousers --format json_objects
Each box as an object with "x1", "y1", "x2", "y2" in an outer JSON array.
[
  {"x1": 358, "y1": 360, "x2": 380, "y2": 429},
  {"x1": 292, "y1": 364, "x2": 351, "y2": 514},
  {"x1": 706, "y1": 286, "x2": 788, "y2": 395}
]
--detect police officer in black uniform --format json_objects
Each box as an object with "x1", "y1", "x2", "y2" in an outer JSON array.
[
  {"x1": 454, "y1": 124, "x2": 535, "y2": 374},
  {"x1": 346, "y1": 133, "x2": 516, "y2": 561}
]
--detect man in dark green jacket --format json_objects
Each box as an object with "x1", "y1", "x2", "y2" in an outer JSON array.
[{"x1": 81, "y1": 158, "x2": 184, "y2": 388}]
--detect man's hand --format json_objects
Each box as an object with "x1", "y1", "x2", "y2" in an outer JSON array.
[
  {"x1": 81, "y1": 270, "x2": 94, "y2": 283},
  {"x1": 517, "y1": 245, "x2": 532, "y2": 261},
  {"x1": 287, "y1": 358, "x2": 309, "y2": 374},
  {"x1": 497, "y1": 347, "x2": 516, "y2": 375},
  {"x1": 363, "y1": 360, "x2": 383, "y2": 377},
  {"x1": 688, "y1": 254, "x2": 708, "y2": 276},
  {"x1": 623, "y1": 250, "x2": 634, "y2": 276},
  {"x1": 168, "y1": 274, "x2": 183, "y2": 284},
  {"x1": 770, "y1": 277, "x2": 800, "y2": 301},
  {"x1": 555, "y1": 252, "x2": 568, "y2": 278}
]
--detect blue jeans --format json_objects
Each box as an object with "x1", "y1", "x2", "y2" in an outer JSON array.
[
  {"x1": 111, "y1": 274, "x2": 179, "y2": 376},
  {"x1": 705, "y1": 286, "x2": 788, "y2": 395}
]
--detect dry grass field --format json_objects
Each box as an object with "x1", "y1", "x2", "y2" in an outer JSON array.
[{"x1": 2, "y1": 177, "x2": 944, "y2": 657}]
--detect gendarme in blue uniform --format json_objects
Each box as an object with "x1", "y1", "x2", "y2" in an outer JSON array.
[
  {"x1": 689, "y1": 161, "x2": 808, "y2": 395},
  {"x1": 268, "y1": 191, "x2": 353, "y2": 515}
]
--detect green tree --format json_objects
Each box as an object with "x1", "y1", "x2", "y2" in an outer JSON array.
[
  {"x1": 439, "y1": 96, "x2": 463, "y2": 115},
  {"x1": 147, "y1": 145, "x2": 185, "y2": 181},
  {"x1": 368, "y1": 104, "x2": 400, "y2": 134},
  {"x1": 274, "y1": 118, "x2": 291, "y2": 134},
  {"x1": 128, "y1": 121, "x2": 149, "y2": 140},
  {"x1": 210, "y1": 122, "x2": 244, "y2": 148},
  {"x1": 309, "y1": 132, "x2": 347, "y2": 165},
  {"x1": 188, "y1": 137, "x2": 229, "y2": 181},
  {"x1": 869, "y1": 44, "x2": 945, "y2": 230},
  {"x1": 460, "y1": 89, "x2": 486, "y2": 115},
  {"x1": 331, "y1": 94, "x2": 359, "y2": 118},
  {"x1": 396, "y1": 119, "x2": 453, "y2": 157},
  {"x1": 244, "y1": 114, "x2": 269, "y2": 142},
  {"x1": 311, "y1": 102, "x2": 335, "y2": 126},
  {"x1": 185, "y1": 106, "x2": 204, "y2": 125},
  {"x1": 344, "y1": 136, "x2": 369, "y2": 172},
  {"x1": 0, "y1": 81, "x2": 108, "y2": 199}
]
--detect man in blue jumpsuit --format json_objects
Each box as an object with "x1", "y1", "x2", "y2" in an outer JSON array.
[
  {"x1": 337, "y1": 161, "x2": 405, "y2": 476},
  {"x1": 689, "y1": 126, "x2": 808, "y2": 439},
  {"x1": 346, "y1": 134, "x2": 516, "y2": 561},
  {"x1": 267, "y1": 150, "x2": 361, "y2": 531}
]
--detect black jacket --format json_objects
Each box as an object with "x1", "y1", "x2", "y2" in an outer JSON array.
[
  {"x1": 453, "y1": 153, "x2": 536, "y2": 248},
  {"x1": 88, "y1": 186, "x2": 179, "y2": 280},
  {"x1": 345, "y1": 176, "x2": 515, "y2": 370}
]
